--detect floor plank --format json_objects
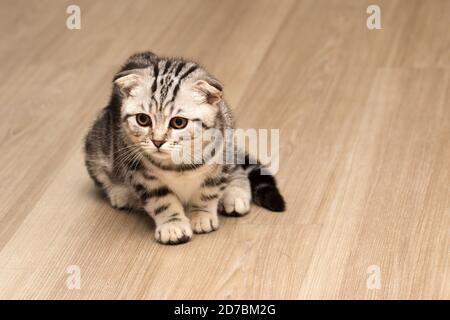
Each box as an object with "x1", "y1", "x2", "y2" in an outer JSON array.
[{"x1": 0, "y1": 0, "x2": 448, "y2": 299}]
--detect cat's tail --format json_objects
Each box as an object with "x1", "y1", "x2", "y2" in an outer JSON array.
[{"x1": 242, "y1": 156, "x2": 286, "y2": 212}]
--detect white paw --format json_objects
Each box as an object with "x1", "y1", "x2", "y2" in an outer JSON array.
[
  {"x1": 155, "y1": 219, "x2": 193, "y2": 245},
  {"x1": 221, "y1": 187, "x2": 251, "y2": 216},
  {"x1": 108, "y1": 185, "x2": 134, "y2": 209},
  {"x1": 191, "y1": 212, "x2": 219, "y2": 234}
]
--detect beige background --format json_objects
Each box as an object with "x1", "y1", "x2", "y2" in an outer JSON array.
[{"x1": 0, "y1": 0, "x2": 449, "y2": 299}]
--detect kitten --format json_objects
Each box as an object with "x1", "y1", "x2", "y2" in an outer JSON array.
[{"x1": 85, "y1": 52, "x2": 285, "y2": 245}]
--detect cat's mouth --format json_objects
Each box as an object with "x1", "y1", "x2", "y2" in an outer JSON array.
[{"x1": 141, "y1": 145, "x2": 170, "y2": 155}]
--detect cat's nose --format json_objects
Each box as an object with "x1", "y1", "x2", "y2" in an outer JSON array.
[{"x1": 151, "y1": 140, "x2": 165, "y2": 148}]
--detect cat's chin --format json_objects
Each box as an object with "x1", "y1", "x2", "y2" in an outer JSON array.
[
  {"x1": 146, "y1": 152, "x2": 185, "y2": 168},
  {"x1": 147, "y1": 150, "x2": 172, "y2": 161}
]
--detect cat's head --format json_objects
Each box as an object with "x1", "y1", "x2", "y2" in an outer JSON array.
[{"x1": 114, "y1": 58, "x2": 224, "y2": 168}]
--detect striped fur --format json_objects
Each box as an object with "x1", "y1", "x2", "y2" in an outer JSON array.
[{"x1": 85, "y1": 52, "x2": 285, "y2": 245}]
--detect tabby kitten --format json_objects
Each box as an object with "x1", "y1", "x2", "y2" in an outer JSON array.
[{"x1": 85, "y1": 52, "x2": 285, "y2": 245}]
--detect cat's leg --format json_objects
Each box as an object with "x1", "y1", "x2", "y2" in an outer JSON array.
[
  {"x1": 87, "y1": 162, "x2": 138, "y2": 210},
  {"x1": 189, "y1": 174, "x2": 227, "y2": 234},
  {"x1": 107, "y1": 183, "x2": 138, "y2": 210},
  {"x1": 220, "y1": 166, "x2": 251, "y2": 217},
  {"x1": 131, "y1": 173, "x2": 192, "y2": 245}
]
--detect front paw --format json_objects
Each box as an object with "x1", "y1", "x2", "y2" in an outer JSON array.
[
  {"x1": 220, "y1": 187, "x2": 251, "y2": 217},
  {"x1": 191, "y1": 212, "x2": 219, "y2": 234},
  {"x1": 155, "y1": 219, "x2": 193, "y2": 245}
]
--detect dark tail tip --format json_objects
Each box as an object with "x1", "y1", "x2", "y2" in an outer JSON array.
[
  {"x1": 248, "y1": 168, "x2": 286, "y2": 212},
  {"x1": 256, "y1": 186, "x2": 286, "y2": 211}
]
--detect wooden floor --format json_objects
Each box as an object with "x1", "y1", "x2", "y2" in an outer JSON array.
[{"x1": 0, "y1": 0, "x2": 449, "y2": 300}]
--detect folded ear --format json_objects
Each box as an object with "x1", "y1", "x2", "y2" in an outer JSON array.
[
  {"x1": 193, "y1": 78, "x2": 223, "y2": 105},
  {"x1": 114, "y1": 68, "x2": 148, "y2": 97}
]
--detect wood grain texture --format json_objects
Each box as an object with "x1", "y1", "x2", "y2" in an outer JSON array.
[{"x1": 0, "y1": 0, "x2": 448, "y2": 299}]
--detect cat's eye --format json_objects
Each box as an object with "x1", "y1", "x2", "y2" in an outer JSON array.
[
  {"x1": 169, "y1": 117, "x2": 188, "y2": 129},
  {"x1": 136, "y1": 113, "x2": 152, "y2": 127}
]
